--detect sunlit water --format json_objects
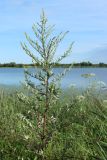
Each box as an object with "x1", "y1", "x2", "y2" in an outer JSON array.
[{"x1": 0, "y1": 68, "x2": 107, "y2": 88}]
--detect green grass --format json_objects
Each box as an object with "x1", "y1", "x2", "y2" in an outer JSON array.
[{"x1": 0, "y1": 87, "x2": 107, "y2": 159}]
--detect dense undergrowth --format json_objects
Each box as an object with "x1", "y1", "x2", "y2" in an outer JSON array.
[{"x1": 0, "y1": 86, "x2": 107, "y2": 160}]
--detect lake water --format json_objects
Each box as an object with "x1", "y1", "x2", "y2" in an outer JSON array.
[{"x1": 0, "y1": 67, "x2": 107, "y2": 88}]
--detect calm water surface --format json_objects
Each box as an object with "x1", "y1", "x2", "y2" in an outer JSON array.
[{"x1": 0, "y1": 68, "x2": 107, "y2": 88}]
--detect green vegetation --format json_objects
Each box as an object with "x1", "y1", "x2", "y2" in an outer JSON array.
[
  {"x1": 1, "y1": 87, "x2": 107, "y2": 159},
  {"x1": 1, "y1": 11, "x2": 107, "y2": 160}
]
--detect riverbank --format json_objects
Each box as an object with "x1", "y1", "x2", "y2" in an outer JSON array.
[
  {"x1": 0, "y1": 86, "x2": 107, "y2": 159},
  {"x1": 1, "y1": 62, "x2": 107, "y2": 68}
]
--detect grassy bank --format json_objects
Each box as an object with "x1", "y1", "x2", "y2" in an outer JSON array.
[{"x1": 0, "y1": 86, "x2": 107, "y2": 160}]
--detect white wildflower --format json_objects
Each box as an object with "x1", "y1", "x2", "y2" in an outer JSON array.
[
  {"x1": 97, "y1": 81, "x2": 106, "y2": 87},
  {"x1": 39, "y1": 149, "x2": 43, "y2": 155},
  {"x1": 90, "y1": 73, "x2": 96, "y2": 77},
  {"x1": 81, "y1": 73, "x2": 96, "y2": 78},
  {"x1": 51, "y1": 116, "x2": 56, "y2": 123},
  {"x1": 77, "y1": 95, "x2": 85, "y2": 102},
  {"x1": 24, "y1": 135, "x2": 29, "y2": 140}
]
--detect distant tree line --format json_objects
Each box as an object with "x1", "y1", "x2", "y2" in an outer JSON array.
[
  {"x1": 72, "y1": 62, "x2": 107, "y2": 67},
  {"x1": 0, "y1": 61, "x2": 107, "y2": 68},
  {"x1": 0, "y1": 62, "x2": 34, "y2": 68}
]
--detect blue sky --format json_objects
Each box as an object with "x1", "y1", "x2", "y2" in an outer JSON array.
[{"x1": 0, "y1": 0, "x2": 107, "y2": 63}]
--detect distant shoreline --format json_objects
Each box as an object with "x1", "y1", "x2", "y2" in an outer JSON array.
[{"x1": 0, "y1": 62, "x2": 107, "y2": 68}]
